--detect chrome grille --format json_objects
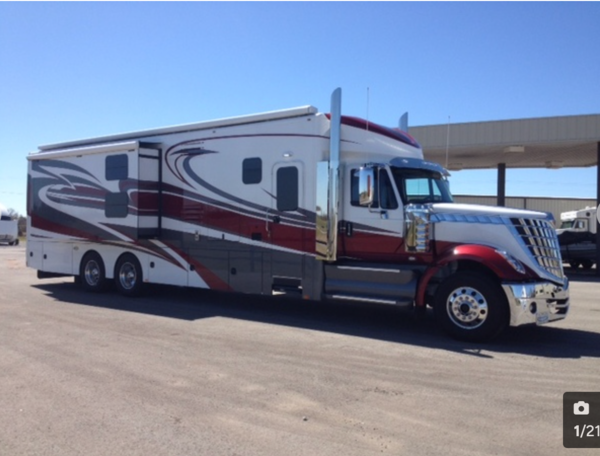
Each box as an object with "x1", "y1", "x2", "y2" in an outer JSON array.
[{"x1": 510, "y1": 218, "x2": 564, "y2": 281}]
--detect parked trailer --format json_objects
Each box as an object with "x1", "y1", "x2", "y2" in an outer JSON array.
[
  {"x1": 0, "y1": 203, "x2": 18, "y2": 245},
  {"x1": 557, "y1": 207, "x2": 597, "y2": 269},
  {"x1": 27, "y1": 89, "x2": 569, "y2": 341}
]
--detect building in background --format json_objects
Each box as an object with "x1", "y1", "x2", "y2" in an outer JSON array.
[{"x1": 453, "y1": 195, "x2": 596, "y2": 225}]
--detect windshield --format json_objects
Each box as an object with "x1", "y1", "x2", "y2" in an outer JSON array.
[
  {"x1": 390, "y1": 167, "x2": 454, "y2": 204},
  {"x1": 560, "y1": 220, "x2": 574, "y2": 229}
]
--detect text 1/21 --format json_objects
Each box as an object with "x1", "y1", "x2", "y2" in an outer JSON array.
[{"x1": 574, "y1": 425, "x2": 600, "y2": 439}]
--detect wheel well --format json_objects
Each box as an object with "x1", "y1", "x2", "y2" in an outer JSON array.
[
  {"x1": 80, "y1": 250, "x2": 103, "y2": 270},
  {"x1": 425, "y1": 260, "x2": 501, "y2": 305},
  {"x1": 80, "y1": 250, "x2": 118, "y2": 279},
  {"x1": 455, "y1": 260, "x2": 500, "y2": 283}
]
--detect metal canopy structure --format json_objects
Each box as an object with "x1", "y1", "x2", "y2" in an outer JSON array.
[
  {"x1": 409, "y1": 114, "x2": 600, "y2": 170},
  {"x1": 409, "y1": 113, "x2": 600, "y2": 275}
]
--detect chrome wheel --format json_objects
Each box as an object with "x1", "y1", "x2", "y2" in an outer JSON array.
[
  {"x1": 115, "y1": 254, "x2": 143, "y2": 297},
  {"x1": 84, "y1": 260, "x2": 101, "y2": 287},
  {"x1": 118, "y1": 262, "x2": 137, "y2": 290},
  {"x1": 446, "y1": 286, "x2": 488, "y2": 330},
  {"x1": 435, "y1": 271, "x2": 509, "y2": 342}
]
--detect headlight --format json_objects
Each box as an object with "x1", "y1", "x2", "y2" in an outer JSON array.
[{"x1": 495, "y1": 249, "x2": 526, "y2": 274}]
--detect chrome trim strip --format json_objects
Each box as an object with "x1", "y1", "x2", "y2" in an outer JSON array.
[
  {"x1": 430, "y1": 213, "x2": 510, "y2": 224},
  {"x1": 336, "y1": 266, "x2": 401, "y2": 273},
  {"x1": 330, "y1": 295, "x2": 398, "y2": 305}
]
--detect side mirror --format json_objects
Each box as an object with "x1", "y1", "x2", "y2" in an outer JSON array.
[{"x1": 358, "y1": 166, "x2": 375, "y2": 206}]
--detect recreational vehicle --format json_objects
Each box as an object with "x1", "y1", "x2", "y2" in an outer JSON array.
[{"x1": 27, "y1": 89, "x2": 569, "y2": 341}]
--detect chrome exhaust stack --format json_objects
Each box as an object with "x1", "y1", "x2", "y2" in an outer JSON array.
[{"x1": 316, "y1": 88, "x2": 342, "y2": 261}]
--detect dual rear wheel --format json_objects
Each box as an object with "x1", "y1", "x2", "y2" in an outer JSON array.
[{"x1": 79, "y1": 252, "x2": 143, "y2": 297}]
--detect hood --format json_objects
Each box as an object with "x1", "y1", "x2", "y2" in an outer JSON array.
[{"x1": 430, "y1": 203, "x2": 549, "y2": 221}]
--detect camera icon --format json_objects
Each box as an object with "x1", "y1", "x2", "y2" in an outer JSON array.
[{"x1": 574, "y1": 401, "x2": 590, "y2": 415}]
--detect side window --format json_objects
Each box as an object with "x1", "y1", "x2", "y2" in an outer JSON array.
[
  {"x1": 106, "y1": 154, "x2": 128, "y2": 181},
  {"x1": 276, "y1": 166, "x2": 298, "y2": 211},
  {"x1": 243, "y1": 157, "x2": 262, "y2": 184},
  {"x1": 350, "y1": 168, "x2": 398, "y2": 209},
  {"x1": 105, "y1": 192, "x2": 129, "y2": 218}
]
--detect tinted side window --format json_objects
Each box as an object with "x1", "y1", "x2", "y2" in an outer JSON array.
[
  {"x1": 243, "y1": 158, "x2": 262, "y2": 184},
  {"x1": 106, "y1": 154, "x2": 128, "y2": 181},
  {"x1": 105, "y1": 192, "x2": 129, "y2": 218},
  {"x1": 276, "y1": 166, "x2": 298, "y2": 211}
]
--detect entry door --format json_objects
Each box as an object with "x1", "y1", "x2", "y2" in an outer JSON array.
[
  {"x1": 340, "y1": 166, "x2": 404, "y2": 261},
  {"x1": 268, "y1": 162, "x2": 305, "y2": 281}
]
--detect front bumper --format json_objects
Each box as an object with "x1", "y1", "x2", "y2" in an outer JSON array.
[{"x1": 502, "y1": 279, "x2": 569, "y2": 327}]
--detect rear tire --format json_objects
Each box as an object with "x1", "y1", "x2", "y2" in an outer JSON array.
[
  {"x1": 580, "y1": 260, "x2": 593, "y2": 270},
  {"x1": 569, "y1": 261, "x2": 581, "y2": 269},
  {"x1": 80, "y1": 252, "x2": 107, "y2": 292},
  {"x1": 434, "y1": 271, "x2": 509, "y2": 342},
  {"x1": 114, "y1": 253, "x2": 143, "y2": 297}
]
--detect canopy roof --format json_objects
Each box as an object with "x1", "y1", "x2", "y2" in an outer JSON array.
[{"x1": 409, "y1": 114, "x2": 600, "y2": 170}]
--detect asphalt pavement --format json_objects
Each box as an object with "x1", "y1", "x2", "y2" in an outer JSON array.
[{"x1": 1, "y1": 244, "x2": 599, "y2": 456}]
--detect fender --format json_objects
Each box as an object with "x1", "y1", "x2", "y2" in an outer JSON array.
[{"x1": 415, "y1": 244, "x2": 535, "y2": 307}]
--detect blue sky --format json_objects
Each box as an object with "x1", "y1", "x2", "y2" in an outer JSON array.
[{"x1": 1, "y1": 2, "x2": 599, "y2": 214}]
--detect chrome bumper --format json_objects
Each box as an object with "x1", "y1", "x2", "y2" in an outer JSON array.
[{"x1": 502, "y1": 279, "x2": 569, "y2": 327}]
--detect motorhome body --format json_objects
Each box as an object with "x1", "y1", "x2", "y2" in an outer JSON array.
[{"x1": 27, "y1": 89, "x2": 569, "y2": 341}]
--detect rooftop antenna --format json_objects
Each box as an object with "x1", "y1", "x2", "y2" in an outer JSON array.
[{"x1": 445, "y1": 115, "x2": 451, "y2": 169}]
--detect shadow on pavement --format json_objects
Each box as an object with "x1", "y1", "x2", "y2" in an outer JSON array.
[
  {"x1": 33, "y1": 281, "x2": 600, "y2": 360},
  {"x1": 564, "y1": 267, "x2": 600, "y2": 283}
]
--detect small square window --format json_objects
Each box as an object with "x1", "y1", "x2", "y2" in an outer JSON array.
[
  {"x1": 106, "y1": 154, "x2": 128, "y2": 181},
  {"x1": 243, "y1": 158, "x2": 262, "y2": 184},
  {"x1": 105, "y1": 192, "x2": 129, "y2": 218}
]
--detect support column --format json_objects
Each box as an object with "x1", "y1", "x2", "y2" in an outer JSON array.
[
  {"x1": 497, "y1": 163, "x2": 506, "y2": 207},
  {"x1": 596, "y1": 142, "x2": 600, "y2": 276}
]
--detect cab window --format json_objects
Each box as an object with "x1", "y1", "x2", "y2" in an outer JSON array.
[{"x1": 351, "y1": 168, "x2": 398, "y2": 209}]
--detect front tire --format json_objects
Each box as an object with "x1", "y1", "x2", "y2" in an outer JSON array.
[
  {"x1": 580, "y1": 260, "x2": 593, "y2": 270},
  {"x1": 80, "y1": 252, "x2": 107, "y2": 292},
  {"x1": 114, "y1": 253, "x2": 143, "y2": 297},
  {"x1": 434, "y1": 271, "x2": 509, "y2": 342}
]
